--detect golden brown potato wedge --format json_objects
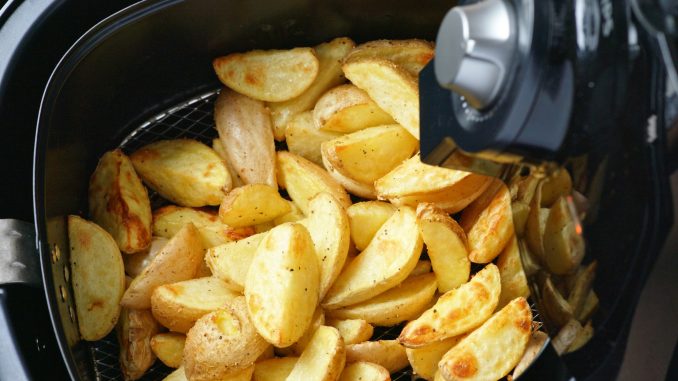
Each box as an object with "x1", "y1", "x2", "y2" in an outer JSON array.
[
  {"x1": 416, "y1": 203, "x2": 470, "y2": 293},
  {"x1": 313, "y1": 84, "x2": 394, "y2": 133},
  {"x1": 328, "y1": 273, "x2": 437, "y2": 327},
  {"x1": 184, "y1": 297, "x2": 268, "y2": 381},
  {"x1": 542, "y1": 276, "x2": 573, "y2": 329},
  {"x1": 212, "y1": 138, "x2": 245, "y2": 188},
  {"x1": 344, "y1": 39, "x2": 434, "y2": 76},
  {"x1": 323, "y1": 207, "x2": 423, "y2": 309},
  {"x1": 496, "y1": 236, "x2": 530, "y2": 310},
  {"x1": 410, "y1": 260, "x2": 433, "y2": 277},
  {"x1": 151, "y1": 277, "x2": 239, "y2": 333},
  {"x1": 323, "y1": 154, "x2": 377, "y2": 199},
  {"x1": 286, "y1": 325, "x2": 346, "y2": 381},
  {"x1": 205, "y1": 233, "x2": 265, "y2": 292},
  {"x1": 130, "y1": 139, "x2": 230, "y2": 207},
  {"x1": 399, "y1": 264, "x2": 501, "y2": 347},
  {"x1": 283, "y1": 307, "x2": 326, "y2": 356},
  {"x1": 541, "y1": 169, "x2": 573, "y2": 207},
  {"x1": 518, "y1": 239, "x2": 541, "y2": 277},
  {"x1": 163, "y1": 366, "x2": 187, "y2": 381},
  {"x1": 375, "y1": 155, "x2": 492, "y2": 213},
  {"x1": 525, "y1": 181, "x2": 549, "y2": 259},
  {"x1": 568, "y1": 261, "x2": 597, "y2": 319},
  {"x1": 219, "y1": 184, "x2": 291, "y2": 227},
  {"x1": 511, "y1": 201, "x2": 530, "y2": 237},
  {"x1": 151, "y1": 332, "x2": 185, "y2": 368},
  {"x1": 346, "y1": 201, "x2": 396, "y2": 251},
  {"x1": 153, "y1": 206, "x2": 254, "y2": 248},
  {"x1": 89, "y1": 149, "x2": 152, "y2": 254},
  {"x1": 543, "y1": 196, "x2": 585, "y2": 275},
  {"x1": 343, "y1": 57, "x2": 419, "y2": 139},
  {"x1": 213, "y1": 47, "x2": 319, "y2": 102},
  {"x1": 274, "y1": 200, "x2": 306, "y2": 225},
  {"x1": 68, "y1": 215, "x2": 125, "y2": 341},
  {"x1": 512, "y1": 331, "x2": 549, "y2": 379},
  {"x1": 124, "y1": 236, "x2": 168, "y2": 278},
  {"x1": 327, "y1": 319, "x2": 374, "y2": 345},
  {"x1": 118, "y1": 308, "x2": 161, "y2": 381},
  {"x1": 245, "y1": 223, "x2": 320, "y2": 347},
  {"x1": 551, "y1": 318, "x2": 582, "y2": 355},
  {"x1": 298, "y1": 192, "x2": 351, "y2": 299},
  {"x1": 339, "y1": 362, "x2": 390, "y2": 381},
  {"x1": 577, "y1": 291, "x2": 599, "y2": 322},
  {"x1": 269, "y1": 37, "x2": 355, "y2": 140},
  {"x1": 321, "y1": 124, "x2": 418, "y2": 186},
  {"x1": 406, "y1": 336, "x2": 463, "y2": 381},
  {"x1": 460, "y1": 180, "x2": 514, "y2": 264},
  {"x1": 346, "y1": 340, "x2": 408, "y2": 374},
  {"x1": 286, "y1": 111, "x2": 343, "y2": 165},
  {"x1": 121, "y1": 223, "x2": 205, "y2": 309},
  {"x1": 438, "y1": 297, "x2": 532, "y2": 381},
  {"x1": 566, "y1": 320, "x2": 593, "y2": 353},
  {"x1": 253, "y1": 357, "x2": 298, "y2": 381},
  {"x1": 214, "y1": 88, "x2": 277, "y2": 188},
  {"x1": 277, "y1": 151, "x2": 351, "y2": 213}
]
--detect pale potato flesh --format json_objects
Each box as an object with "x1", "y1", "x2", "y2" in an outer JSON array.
[
  {"x1": 286, "y1": 326, "x2": 346, "y2": 381},
  {"x1": 399, "y1": 264, "x2": 501, "y2": 347},
  {"x1": 346, "y1": 201, "x2": 396, "y2": 251},
  {"x1": 68, "y1": 215, "x2": 125, "y2": 341},
  {"x1": 343, "y1": 57, "x2": 419, "y2": 139},
  {"x1": 346, "y1": 340, "x2": 408, "y2": 374},
  {"x1": 254, "y1": 357, "x2": 299, "y2": 381},
  {"x1": 410, "y1": 260, "x2": 433, "y2": 277},
  {"x1": 327, "y1": 273, "x2": 437, "y2": 326},
  {"x1": 327, "y1": 318, "x2": 375, "y2": 345},
  {"x1": 130, "y1": 139, "x2": 230, "y2": 207},
  {"x1": 322, "y1": 154, "x2": 378, "y2": 199},
  {"x1": 286, "y1": 111, "x2": 343, "y2": 165},
  {"x1": 512, "y1": 331, "x2": 548, "y2": 379},
  {"x1": 313, "y1": 84, "x2": 394, "y2": 133},
  {"x1": 496, "y1": 236, "x2": 530, "y2": 310},
  {"x1": 212, "y1": 138, "x2": 245, "y2": 188},
  {"x1": 213, "y1": 47, "x2": 319, "y2": 102},
  {"x1": 277, "y1": 151, "x2": 351, "y2": 214},
  {"x1": 323, "y1": 207, "x2": 423, "y2": 309},
  {"x1": 339, "y1": 362, "x2": 390, "y2": 381},
  {"x1": 438, "y1": 298, "x2": 532, "y2": 381},
  {"x1": 269, "y1": 37, "x2": 355, "y2": 140},
  {"x1": 277, "y1": 307, "x2": 325, "y2": 356},
  {"x1": 163, "y1": 366, "x2": 188, "y2": 381},
  {"x1": 274, "y1": 200, "x2": 306, "y2": 225},
  {"x1": 124, "y1": 236, "x2": 168, "y2": 278},
  {"x1": 151, "y1": 332, "x2": 186, "y2": 368},
  {"x1": 344, "y1": 39, "x2": 435, "y2": 76},
  {"x1": 416, "y1": 203, "x2": 470, "y2": 293},
  {"x1": 219, "y1": 184, "x2": 291, "y2": 227},
  {"x1": 89, "y1": 149, "x2": 152, "y2": 254},
  {"x1": 214, "y1": 88, "x2": 277, "y2": 188},
  {"x1": 406, "y1": 336, "x2": 463, "y2": 381},
  {"x1": 245, "y1": 223, "x2": 320, "y2": 347},
  {"x1": 206, "y1": 233, "x2": 266, "y2": 292}
]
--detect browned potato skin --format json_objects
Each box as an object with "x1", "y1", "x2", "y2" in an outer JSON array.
[
  {"x1": 542, "y1": 277, "x2": 573, "y2": 329},
  {"x1": 118, "y1": 308, "x2": 161, "y2": 381},
  {"x1": 343, "y1": 39, "x2": 434, "y2": 76},
  {"x1": 89, "y1": 149, "x2": 152, "y2": 254}
]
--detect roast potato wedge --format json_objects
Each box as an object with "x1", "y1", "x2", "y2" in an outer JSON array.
[
  {"x1": 344, "y1": 39, "x2": 434, "y2": 76},
  {"x1": 399, "y1": 264, "x2": 501, "y2": 347},
  {"x1": 68, "y1": 215, "x2": 125, "y2": 341},
  {"x1": 213, "y1": 47, "x2": 319, "y2": 102},
  {"x1": 184, "y1": 297, "x2": 269, "y2": 381},
  {"x1": 323, "y1": 154, "x2": 377, "y2": 199},
  {"x1": 328, "y1": 272, "x2": 437, "y2": 326},
  {"x1": 511, "y1": 201, "x2": 530, "y2": 237},
  {"x1": 121, "y1": 223, "x2": 205, "y2": 309},
  {"x1": 410, "y1": 260, "x2": 433, "y2": 277},
  {"x1": 406, "y1": 336, "x2": 463, "y2": 381},
  {"x1": 89, "y1": 149, "x2": 152, "y2": 254},
  {"x1": 285, "y1": 111, "x2": 342, "y2": 165},
  {"x1": 567, "y1": 261, "x2": 597, "y2": 319},
  {"x1": 298, "y1": 192, "x2": 351, "y2": 299},
  {"x1": 566, "y1": 320, "x2": 593, "y2": 353},
  {"x1": 343, "y1": 57, "x2": 419, "y2": 138},
  {"x1": 214, "y1": 88, "x2": 277, "y2": 188},
  {"x1": 245, "y1": 223, "x2": 320, "y2": 347},
  {"x1": 124, "y1": 236, "x2": 168, "y2": 278},
  {"x1": 313, "y1": 84, "x2": 394, "y2": 133},
  {"x1": 164, "y1": 367, "x2": 187, "y2": 381},
  {"x1": 279, "y1": 307, "x2": 326, "y2": 356},
  {"x1": 151, "y1": 277, "x2": 239, "y2": 333},
  {"x1": 205, "y1": 233, "x2": 265, "y2": 292},
  {"x1": 153, "y1": 206, "x2": 254, "y2": 248},
  {"x1": 416, "y1": 203, "x2": 470, "y2": 293},
  {"x1": 277, "y1": 151, "x2": 351, "y2": 214},
  {"x1": 346, "y1": 201, "x2": 396, "y2": 251},
  {"x1": 496, "y1": 236, "x2": 530, "y2": 310},
  {"x1": 375, "y1": 155, "x2": 492, "y2": 213},
  {"x1": 212, "y1": 138, "x2": 245, "y2": 188},
  {"x1": 339, "y1": 362, "x2": 390, "y2": 381},
  {"x1": 327, "y1": 318, "x2": 374, "y2": 345},
  {"x1": 541, "y1": 169, "x2": 573, "y2": 207},
  {"x1": 286, "y1": 325, "x2": 346, "y2": 381},
  {"x1": 118, "y1": 308, "x2": 161, "y2": 381},
  {"x1": 323, "y1": 207, "x2": 423, "y2": 309},
  {"x1": 274, "y1": 200, "x2": 306, "y2": 225},
  {"x1": 346, "y1": 340, "x2": 408, "y2": 374},
  {"x1": 512, "y1": 331, "x2": 548, "y2": 379},
  {"x1": 130, "y1": 139, "x2": 230, "y2": 207},
  {"x1": 460, "y1": 180, "x2": 514, "y2": 264},
  {"x1": 543, "y1": 196, "x2": 585, "y2": 275},
  {"x1": 577, "y1": 290, "x2": 599, "y2": 322},
  {"x1": 151, "y1": 332, "x2": 185, "y2": 368},
  {"x1": 438, "y1": 297, "x2": 532, "y2": 381},
  {"x1": 269, "y1": 37, "x2": 355, "y2": 140},
  {"x1": 219, "y1": 184, "x2": 291, "y2": 227},
  {"x1": 254, "y1": 357, "x2": 299, "y2": 381},
  {"x1": 551, "y1": 318, "x2": 582, "y2": 355},
  {"x1": 542, "y1": 276, "x2": 573, "y2": 329},
  {"x1": 321, "y1": 124, "x2": 418, "y2": 186},
  {"x1": 525, "y1": 181, "x2": 549, "y2": 259}
]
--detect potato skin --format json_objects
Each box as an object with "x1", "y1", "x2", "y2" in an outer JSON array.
[
  {"x1": 117, "y1": 308, "x2": 161, "y2": 381},
  {"x1": 89, "y1": 149, "x2": 152, "y2": 254}
]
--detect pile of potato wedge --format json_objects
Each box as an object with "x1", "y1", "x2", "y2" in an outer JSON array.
[{"x1": 66, "y1": 36, "x2": 596, "y2": 381}]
